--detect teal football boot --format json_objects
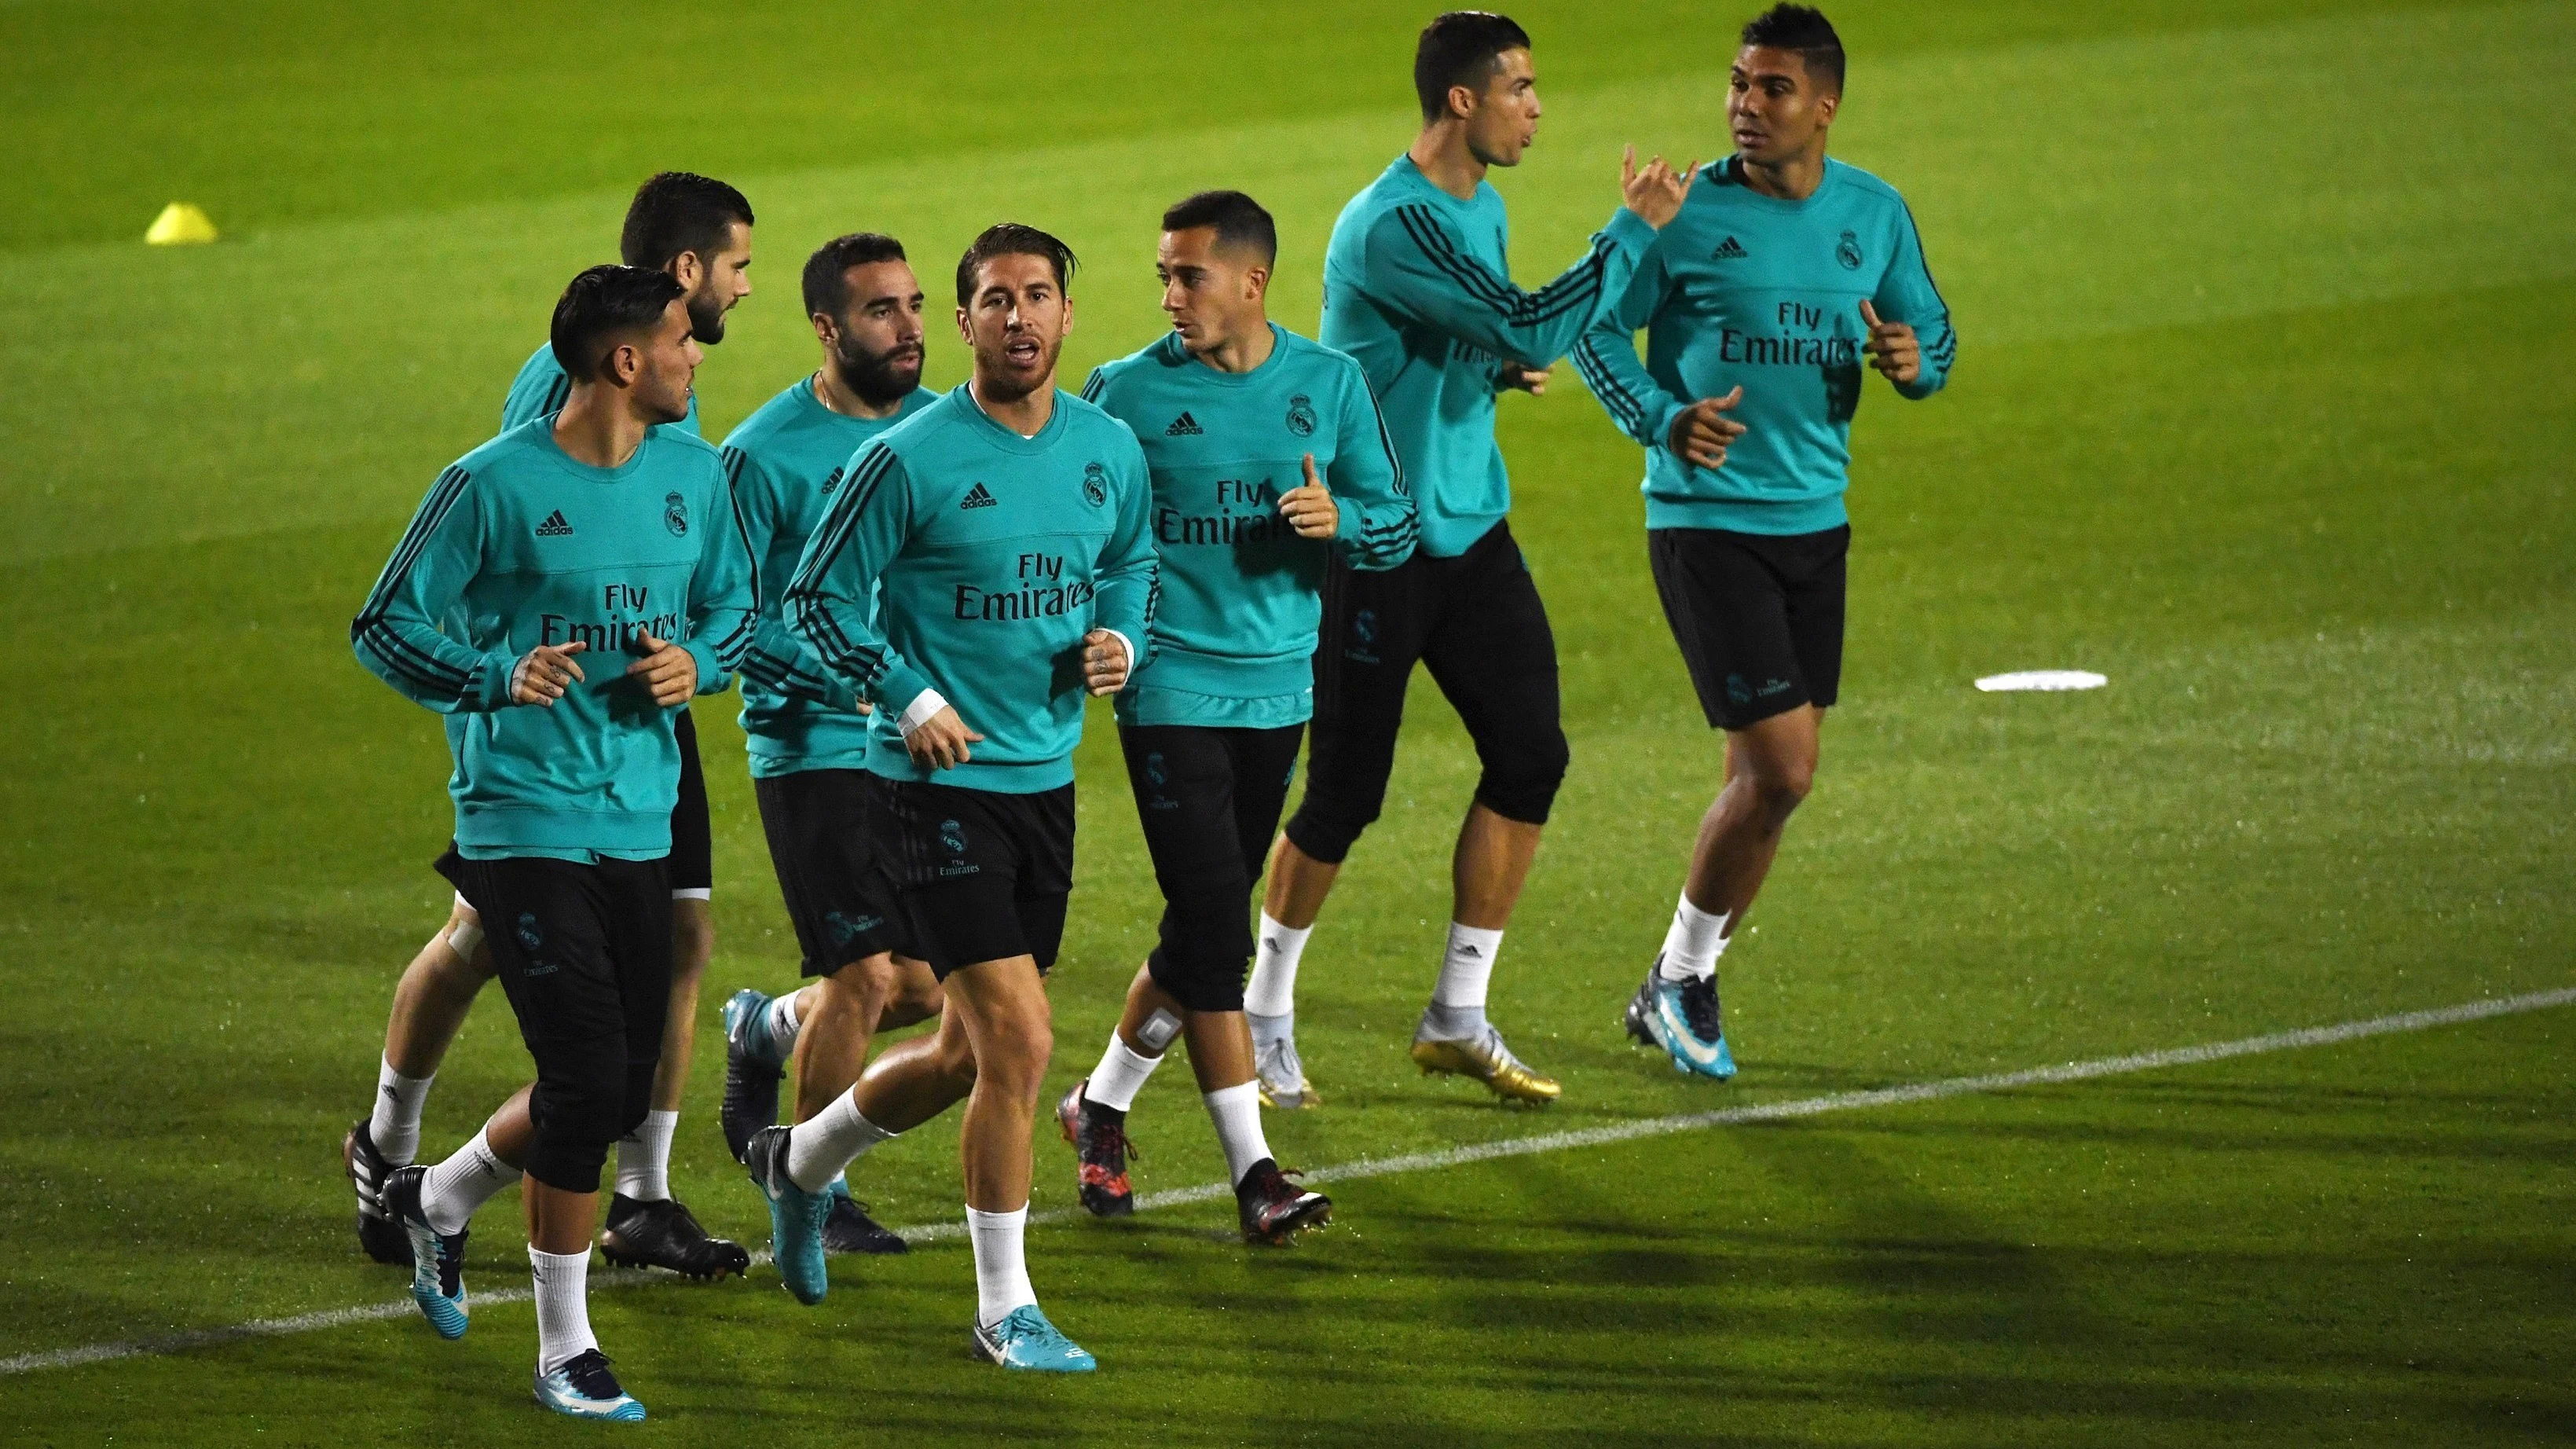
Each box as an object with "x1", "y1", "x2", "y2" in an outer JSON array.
[{"x1": 971, "y1": 1304, "x2": 1097, "y2": 1372}]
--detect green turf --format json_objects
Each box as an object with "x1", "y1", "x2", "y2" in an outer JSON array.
[{"x1": 2, "y1": 0, "x2": 2571, "y2": 1443}]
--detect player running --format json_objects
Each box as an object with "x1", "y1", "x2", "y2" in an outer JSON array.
[
  {"x1": 749, "y1": 224, "x2": 1156, "y2": 1371},
  {"x1": 1570, "y1": 5, "x2": 1954, "y2": 1078},
  {"x1": 1245, "y1": 11, "x2": 1695, "y2": 1106},
  {"x1": 354, "y1": 266, "x2": 755, "y2": 1419},
  {"x1": 710, "y1": 232, "x2": 948, "y2": 1256},
  {"x1": 343, "y1": 172, "x2": 755, "y2": 1279},
  {"x1": 1057, "y1": 190, "x2": 1415, "y2": 1240}
]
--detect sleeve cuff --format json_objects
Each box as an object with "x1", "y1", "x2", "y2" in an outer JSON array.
[
  {"x1": 683, "y1": 641, "x2": 728, "y2": 696},
  {"x1": 1603, "y1": 207, "x2": 1658, "y2": 251},
  {"x1": 474, "y1": 653, "x2": 518, "y2": 710},
  {"x1": 896, "y1": 687, "x2": 948, "y2": 738}
]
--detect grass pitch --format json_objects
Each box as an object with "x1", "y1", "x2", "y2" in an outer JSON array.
[{"x1": 2, "y1": 1, "x2": 2571, "y2": 1443}]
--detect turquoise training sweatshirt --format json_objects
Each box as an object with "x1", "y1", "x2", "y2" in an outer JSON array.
[
  {"x1": 1571, "y1": 156, "x2": 1955, "y2": 536},
  {"x1": 351, "y1": 417, "x2": 755, "y2": 858},
  {"x1": 782, "y1": 383, "x2": 1159, "y2": 794},
  {"x1": 720, "y1": 377, "x2": 935, "y2": 778},
  {"x1": 1081, "y1": 325, "x2": 1416, "y2": 729},
  {"x1": 1321, "y1": 153, "x2": 1656, "y2": 556}
]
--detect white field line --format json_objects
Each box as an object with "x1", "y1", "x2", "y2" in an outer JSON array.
[{"x1": 7, "y1": 985, "x2": 2569, "y2": 1377}]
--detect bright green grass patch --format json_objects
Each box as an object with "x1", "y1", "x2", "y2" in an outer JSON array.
[{"x1": 0, "y1": 0, "x2": 2569, "y2": 1440}]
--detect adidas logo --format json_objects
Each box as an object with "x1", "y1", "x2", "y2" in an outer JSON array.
[
  {"x1": 960, "y1": 482, "x2": 997, "y2": 510},
  {"x1": 1458, "y1": 945, "x2": 1482, "y2": 958},
  {"x1": 534, "y1": 510, "x2": 573, "y2": 537},
  {"x1": 1713, "y1": 236, "x2": 1748, "y2": 259},
  {"x1": 1166, "y1": 412, "x2": 1203, "y2": 436}
]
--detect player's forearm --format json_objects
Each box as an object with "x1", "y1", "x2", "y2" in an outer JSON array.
[
  {"x1": 350, "y1": 614, "x2": 513, "y2": 713},
  {"x1": 1571, "y1": 332, "x2": 1684, "y2": 449}
]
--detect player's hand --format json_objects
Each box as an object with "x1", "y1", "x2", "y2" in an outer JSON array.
[
  {"x1": 624, "y1": 633, "x2": 698, "y2": 707},
  {"x1": 1668, "y1": 386, "x2": 1747, "y2": 471},
  {"x1": 902, "y1": 705, "x2": 982, "y2": 770},
  {"x1": 1080, "y1": 628, "x2": 1132, "y2": 696},
  {"x1": 1279, "y1": 455, "x2": 1340, "y2": 540},
  {"x1": 1859, "y1": 301, "x2": 1921, "y2": 386},
  {"x1": 1620, "y1": 145, "x2": 1701, "y2": 229},
  {"x1": 509, "y1": 640, "x2": 587, "y2": 706},
  {"x1": 1497, "y1": 363, "x2": 1550, "y2": 396}
]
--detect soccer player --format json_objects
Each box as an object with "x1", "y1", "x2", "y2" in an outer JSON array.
[
  {"x1": 343, "y1": 171, "x2": 755, "y2": 1278},
  {"x1": 354, "y1": 265, "x2": 755, "y2": 1419},
  {"x1": 750, "y1": 223, "x2": 1155, "y2": 1371},
  {"x1": 710, "y1": 232, "x2": 950, "y2": 1256},
  {"x1": 1055, "y1": 190, "x2": 1413, "y2": 1240},
  {"x1": 1570, "y1": 5, "x2": 1953, "y2": 1077},
  {"x1": 1245, "y1": 11, "x2": 1695, "y2": 1106}
]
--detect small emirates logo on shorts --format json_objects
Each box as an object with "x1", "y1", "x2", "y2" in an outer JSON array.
[
  {"x1": 1166, "y1": 413, "x2": 1203, "y2": 436},
  {"x1": 960, "y1": 482, "x2": 998, "y2": 510},
  {"x1": 534, "y1": 510, "x2": 573, "y2": 537}
]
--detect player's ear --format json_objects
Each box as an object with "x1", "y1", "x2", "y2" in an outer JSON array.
[
  {"x1": 670, "y1": 251, "x2": 703, "y2": 292},
  {"x1": 955, "y1": 306, "x2": 973, "y2": 345},
  {"x1": 1244, "y1": 264, "x2": 1270, "y2": 303},
  {"x1": 605, "y1": 340, "x2": 641, "y2": 388},
  {"x1": 1816, "y1": 90, "x2": 1839, "y2": 125},
  {"x1": 812, "y1": 311, "x2": 836, "y2": 347},
  {"x1": 1447, "y1": 83, "x2": 1477, "y2": 122}
]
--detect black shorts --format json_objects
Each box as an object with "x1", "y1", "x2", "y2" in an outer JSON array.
[
  {"x1": 754, "y1": 768, "x2": 907, "y2": 977},
  {"x1": 1648, "y1": 525, "x2": 1849, "y2": 730},
  {"x1": 1117, "y1": 721, "x2": 1303, "y2": 1014},
  {"x1": 867, "y1": 774, "x2": 1073, "y2": 979},
  {"x1": 1285, "y1": 517, "x2": 1568, "y2": 864},
  {"x1": 435, "y1": 848, "x2": 672, "y2": 1194},
  {"x1": 667, "y1": 707, "x2": 713, "y2": 898}
]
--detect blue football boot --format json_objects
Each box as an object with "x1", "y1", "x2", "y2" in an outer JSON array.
[
  {"x1": 533, "y1": 1348, "x2": 646, "y2": 1421},
  {"x1": 381, "y1": 1165, "x2": 469, "y2": 1338},
  {"x1": 971, "y1": 1304, "x2": 1097, "y2": 1372},
  {"x1": 744, "y1": 1125, "x2": 830, "y2": 1304},
  {"x1": 720, "y1": 988, "x2": 784, "y2": 1165},
  {"x1": 1624, "y1": 963, "x2": 1739, "y2": 1080}
]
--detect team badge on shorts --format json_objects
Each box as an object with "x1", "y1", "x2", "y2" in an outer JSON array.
[
  {"x1": 1836, "y1": 230, "x2": 1863, "y2": 270},
  {"x1": 665, "y1": 491, "x2": 690, "y2": 536},
  {"x1": 516, "y1": 912, "x2": 544, "y2": 951},
  {"x1": 1082, "y1": 462, "x2": 1108, "y2": 508},
  {"x1": 1285, "y1": 394, "x2": 1317, "y2": 437}
]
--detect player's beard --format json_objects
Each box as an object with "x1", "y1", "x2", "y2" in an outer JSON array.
[
  {"x1": 686, "y1": 288, "x2": 729, "y2": 346},
  {"x1": 975, "y1": 330, "x2": 1061, "y2": 402},
  {"x1": 829, "y1": 333, "x2": 924, "y2": 409}
]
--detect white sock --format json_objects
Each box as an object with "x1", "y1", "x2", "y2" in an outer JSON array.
[
  {"x1": 967, "y1": 1205, "x2": 1037, "y2": 1327},
  {"x1": 1423, "y1": 923, "x2": 1503, "y2": 1038},
  {"x1": 613, "y1": 1110, "x2": 677, "y2": 1202},
  {"x1": 529, "y1": 1245, "x2": 599, "y2": 1375},
  {"x1": 1244, "y1": 913, "x2": 1311, "y2": 1018},
  {"x1": 420, "y1": 1127, "x2": 522, "y2": 1236},
  {"x1": 1085, "y1": 1033, "x2": 1163, "y2": 1113},
  {"x1": 1203, "y1": 1081, "x2": 1270, "y2": 1187},
  {"x1": 764, "y1": 992, "x2": 803, "y2": 1060},
  {"x1": 1657, "y1": 896, "x2": 1732, "y2": 982},
  {"x1": 786, "y1": 1090, "x2": 894, "y2": 1194},
  {"x1": 368, "y1": 1058, "x2": 434, "y2": 1167}
]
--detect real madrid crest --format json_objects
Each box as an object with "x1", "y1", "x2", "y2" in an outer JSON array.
[
  {"x1": 1082, "y1": 461, "x2": 1108, "y2": 508},
  {"x1": 1835, "y1": 229, "x2": 1863, "y2": 271},
  {"x1": 1285, "y1": 394, "x2": 1317, "y2": 438},
  {"x1": 665, "y1": 490, "x2": 689, "y2": 537}
]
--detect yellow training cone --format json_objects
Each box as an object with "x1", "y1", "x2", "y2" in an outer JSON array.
[{"x1": 145, "y1": 203, "x2": 218, "y2": 246}]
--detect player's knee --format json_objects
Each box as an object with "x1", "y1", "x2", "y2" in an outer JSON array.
[
  {"x1": 1148, "y1": 937, "x2": 1249, "y2": 1014},
  {"x1": 1284, "y1": 794, "x2": 1380, "y2": 866},
  {"x1": 526, "y1": 1068, "x2": 629, "y2": 1191},
  {"x1": 1475, "y1": 724, "x2": 1570, "y2": 825}
]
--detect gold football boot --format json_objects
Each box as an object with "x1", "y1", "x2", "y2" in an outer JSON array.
[{"x1": 1409, "y1": 1024, "x2": 1560, "y2": 1105}]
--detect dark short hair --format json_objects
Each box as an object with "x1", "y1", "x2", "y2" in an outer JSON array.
[
  {"x1": 1413, "y1": 11, "x2": 1531, "y2": 121},
  {"x1": 1160, "y1": 190, "x2": 1277, "y2": 266},
  {"x1": 619, "y1": 171, "x2": 755, "y2": 271},
  {"x1": 1740, "y1": 4, "x2": 1845, "y2": 94},
  {"x1": 954, "y1": 223, "x2": 1078, "y2": 309},
  {"x1": 803, "y1": 233, "x2": 911, "y2": 318},
  {"x1": 550, "y1": 264, "x2": 686, "y2": 381}
]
